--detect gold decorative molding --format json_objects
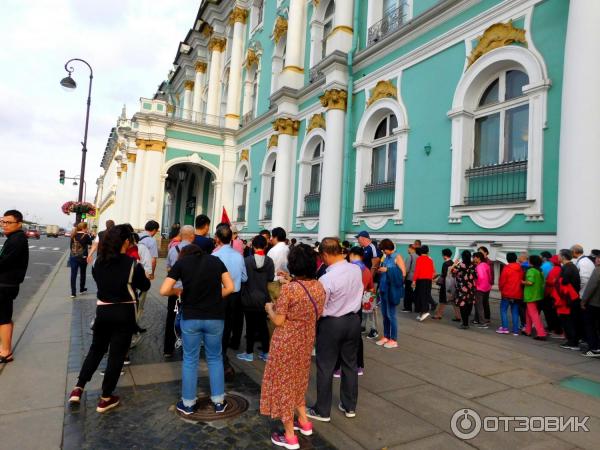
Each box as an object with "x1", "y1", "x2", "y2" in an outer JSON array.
[
  {"x1": 329, "y1": 25, "x2": 353, "y2": 37},
  {"x1": 312, "y1": 0, "x2": 320, "y2": 6},
  {"x1": 121, "y1": 163, "x2": 128, "y2": 172},
  {"x1": 175, "y1": 93, "x2": 180, "y2": 102},
  {"x1": 240, "y1": 149, "x2": 249, "y2": 161},
  {"x1": 127, "y1": 153, "x2": 137, "y2": 163},
  {"x1": 208, "y1": 37, "x2": 227, "y2": 52},
  {"x1": 320, "y1": 89, "x2": 348, "y2": 111},
  {"x1": 98, "y1": 199, "x2": 114, "y2": 215},
  {"x1": 183, "y1": 80, "x2": 195, "y2": 90},
  {"x1": 117, "y1": 172, "x2": 122, "y2": 179},
  {"x1": 307, "y1": 113, "x2": 326, "y2": 133},
  {"x1": 229, "y1": 7, "x2": 248, "y2": 25},
  {"x1": 366, "y1": 80, "x2": 397, "y2": 107},
  {"x1": 136, "y1": 139, "x2": 166, "y2": 152},
  {"x1": 166, "y1": 104, "x2": 175, "y2": 113},
  {"x1": 273, "y1": 16, "x2": 288, "y2": 43},
  {"x1": 195, "y1": 61, "x2": 207, "y2": 73},
  {"x1": 283, "y1": 65, "x2": 304, "y2": 74},
  {"x1": 225, "y1": 113, "x2": 240, "y2": 119},
  {"x1": 268, "y1": 134, "x2": 279, "y2": 149},
  {"x1": 273, "y1": 118, "x2": 300, "y2": 136},
  {"x1": 468, "y1": 21, "x2": 527, "y2": 67},
  {"x1": 244, "y1": 48, "x2": 259, "y2": 69},
  {"x1": 202, "y1": 24, "x2": 214, "y2": 39}
]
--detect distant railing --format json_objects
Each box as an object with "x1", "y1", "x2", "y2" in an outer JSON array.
[
  {"x1": 168, "y1": 107, "x2": 225, "y2": 128},
  {"x1": 464, "y1": 160, "x2": 528, "y2": 206},
  {"x1": 242, "y1": 110, "x2": 254, "y2": 125},
  {"x1": 237, "y1": 204, "x2": 246, "y2": 222},
  {"x1": 264, "y1": 200, "x2": 273, "y2": 220},
  {"x1": 364, "y1": 181, "x2": 395, "y2": 212},
  {"x1": 303, "y1": 192, "x2": 320, "y2": 217},
  {"x1": 309, "y1": 66, "x2": 324, "y2": 83},
  {"x1": 367, "y1": 2, "x2": 409, "y2": 47}
]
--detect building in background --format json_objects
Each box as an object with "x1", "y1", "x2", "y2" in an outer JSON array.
[{"x1": 94, "y1": 0, "x2": 599, "y2": 270}]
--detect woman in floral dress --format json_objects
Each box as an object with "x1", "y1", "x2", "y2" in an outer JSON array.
[
  {"x1": 261, "y1": 244, "x2": 326, "y2": 450},
  {"x1": 452, "y1": 250, "x2": 477, "y2": 329}
]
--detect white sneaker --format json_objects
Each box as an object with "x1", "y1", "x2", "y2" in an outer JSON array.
[
  {"x1": 383, "y1": 340, "x2": 398, "y2": 349},
  {"x1": 420, "y1": 312, "x2": 431, "y2": 322}
]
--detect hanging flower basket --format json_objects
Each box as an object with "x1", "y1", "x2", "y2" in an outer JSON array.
[{"x1": 61, "y1": 201, "x2": 96, "y2": 216}]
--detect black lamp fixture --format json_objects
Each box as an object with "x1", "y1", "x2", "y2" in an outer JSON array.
[{"x1": 60, "y1": 74, "x2": 77, "y2": 90}]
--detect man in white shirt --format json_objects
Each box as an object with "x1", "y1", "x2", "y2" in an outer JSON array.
[
  {"x1": 267, "y1": 227, "x2": 289, "y2": 281},
  {"x1": 138, "y1": 220, "x2": 160, "y2": 280},
  {"x1": 572, "y1": 244, "x2": 595, "y2": 297}
]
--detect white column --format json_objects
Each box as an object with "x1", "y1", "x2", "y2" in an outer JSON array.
[
  {"x1": 193, "y1": 62, "x2": 207, "y2": 120},
  {"x1": 206, "y1": 37, "x2": 226, "y2": 124},
  {"x1": 220, "y1": 148, "x2": 237, "y2": 222},
  {"x1": 318, "y1": 89, "x2": 346, "y2": 239},
  {"x1": 329, "y1": 0, "x2": 354, "y2": 54},
  {"x1": 130, "y1": 148, "x2": 146, "y2": 229},
  {"x1": 122, "y1": 155, "x2": 136, "y2": 224},
  {"x1": 182, "y1": 81, "x2": 194, "y2": 120},
  {"x1": 279, "y1": 0, "x2": 307, "y2": 89},
  {"x1": 271, "y1": 119, "x2": 298, "y2": 230},
  {"x1": 242, "y1": 79, "x2": 253, "y2": 115},
  {"x1": 139, "y1": 146, "x2": 165, "y2": 227},
  {"x1": 556, "y1": 0, "x2": 600, "y2": 251},
  {"x1": 114, "y1": 168, "x2": 125, "y2": 224},
  {"x1": 225, "y1": 8, "x2": 248, "y2": 129}
]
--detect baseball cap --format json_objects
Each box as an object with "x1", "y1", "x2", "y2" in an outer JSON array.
[{"x1": 355, "y1": 231, "x2": 370, "y2": 239}]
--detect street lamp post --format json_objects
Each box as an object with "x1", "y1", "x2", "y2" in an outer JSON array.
[{"x1": 60, "y1": 58, "x2": 93, "y2": 224}]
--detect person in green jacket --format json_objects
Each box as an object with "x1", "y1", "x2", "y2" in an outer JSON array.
[{"x1": 522, "y1": 255, "x2": 547, "y2": 340}]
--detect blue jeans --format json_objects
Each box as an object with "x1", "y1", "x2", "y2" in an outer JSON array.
[
  {"x1": 500, "y1": 299, "x2": 520, "y2": 333},
  {"x1": 181, "y1": 318, "x2": 225, "y2": 406},
  {"x1": 380, "y1": 292, "x2": 398, "y2": 340},
  {"x1": 69, "y1": 256, "x2": 87, "y2": 295}
]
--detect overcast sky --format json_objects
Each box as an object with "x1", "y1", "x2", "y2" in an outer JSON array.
[{"x1": 0, "y1": 0, "x2": 199, "y2": 227}]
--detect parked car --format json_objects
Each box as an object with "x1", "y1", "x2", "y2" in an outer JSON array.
[{"x1": 25, "y1": 229, "x2": 41, "y2": 239}]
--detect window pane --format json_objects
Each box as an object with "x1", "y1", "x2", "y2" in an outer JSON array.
[
  {"x1": 388, "y1": 114, "x2": 398, "y2": 133},
  {"x1": 374, "y1": 117, "x2": 388, "y2": 140},
  {"x1": 384, "y1": 0, "x2": 398, "y2": 13},
  {"x1": 505, "y1": 104, "x2": 529, "y2": 162},
  {"x1": 325, "y1": 0, "x2": 335, "y2": 18},
  {"x1": 310, "y1": 163, "x2": 321, "y2": 193},
  {"x1": 242, "y1": 183, "x2": 248, "y2": 206},
  {"x1": 474, "y1": 113, "x2": 500, "y2": 166},
  {"x1": 505, "y1": 70, "x2": 529, "y2": 100},
  {"x1": 269, "y1": 176, "x2": 275, "y2": 201},
  {"x1": 372, "y1": 146, "x2": 386, "y2": 184},
  {"x1": 387, "y1": 142, "x2": 397, "y2": 182},
  {"x1": 312, "y1": 142, "x2": 322, "y2": 159},
  {"x1": 479, "y1": 78, "x2": 499, "y2": 106}
]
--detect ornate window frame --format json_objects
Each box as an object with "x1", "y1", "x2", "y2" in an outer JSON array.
[
  {"x1": 233, "y1": 162, "x2": 251, "y2": 227},
  {"x1": 250, "y1": 0, "x2": 265, "y2": 34},
  {"x1": 259, "y1": 151, "x2": 278, "y2": 225},
  {"x1": 353, "y1": 96, "x2": 409, "y2": 229},
  {"x1": 309, "y1": 0, "x2": 335, "y2": 67},
  {"x1": 447, "y1": 45, "x2": 551, "y2": 228},
  {"x1": 296, "y1": 128, "x2": 326, "y2": 230}
]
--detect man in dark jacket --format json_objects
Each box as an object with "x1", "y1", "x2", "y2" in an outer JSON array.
[
  {"x1": 0, "y1": 210, "x2": 29, "y2": 363},
  {"x1": 237, "y1": 235, "x2": 274, "y2": 362},
  {"x1": 559, "y1": 249, "x2": 582, "y2": 350}
]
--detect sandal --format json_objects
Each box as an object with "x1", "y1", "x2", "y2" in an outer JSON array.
[{"x1": 0, "y1": 353, "x2": 14, "y2": 363}]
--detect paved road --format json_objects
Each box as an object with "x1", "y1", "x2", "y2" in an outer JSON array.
[{"x1": 0, "y1": 236, "x2": 69, "y2": 318}]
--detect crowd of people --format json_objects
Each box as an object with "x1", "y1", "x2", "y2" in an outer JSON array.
[{"x1": 3, "y1": 209, "x2": 592, "y2": 450}]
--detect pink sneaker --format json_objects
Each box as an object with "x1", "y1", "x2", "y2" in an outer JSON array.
[
  {"x1": 495, "y1": 327, "x2": 509, "y2": 334},
  {"x1": 376, "y1": 338, "x2": 389, "y2": 346},
  {"x1": 384, "y1": 339, "x2": 398, "y2": 349},
  {"x1": 293, "y1": 419, "x2": 313, "y2": 436},
  {"x1": 271, "y1": 432, "x2": 300, "y2": 449}
]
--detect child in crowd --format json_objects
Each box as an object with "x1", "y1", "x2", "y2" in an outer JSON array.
[
  {"x1": 497, "y1": 252, "x2": 523, "y2": 335},
  {"x1": 522, "y1": 255, "x2": 547, "y2": 340}
]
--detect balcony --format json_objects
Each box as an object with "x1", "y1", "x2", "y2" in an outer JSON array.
[
  {"x1": 364, "y1": 181, "x2": 395, "y2": 212},
  {"x1": 464, "y1": 160, "x2": 528, "y2": 206},
  {"x1": 264, "y1": 200, "x2": 273, "y2": 220},
  {"x1": 237, "y1": 204, "x2": 246, "y2": 222},
  {"x1": 303, "y1": 192, "x2": 320, "y2": 217},
  {"x1": 168, "y1": 107, "x2": 225, "y2": 128},
  {"x1": 367, "y1": 2, "x2": 409, "y2": 47},
  {"x1": 309, "y1": 66, "x2": 324, "y2": 83}
]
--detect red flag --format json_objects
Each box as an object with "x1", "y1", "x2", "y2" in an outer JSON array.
[{"x1": 221, "y1": 207, "x2": 231, "y2": 225}]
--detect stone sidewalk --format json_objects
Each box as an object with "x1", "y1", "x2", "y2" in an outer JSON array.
[{"x1": 3, "y1": 255, "x2": 600, "y2": 449}]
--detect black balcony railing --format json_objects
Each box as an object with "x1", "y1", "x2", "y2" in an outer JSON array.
[
  {"x1": 367, "y1": 2, "x2": 409, "y2": 47},
  {"x1": 363, "y1": 181, "x2": 395, "y2": 212},
  {"x1": 309, "y1": 66, "x2": 324, "y2": 83},
  {"x1": 303, "y1": 192, "x2": 320, "y2": 217},
  {"x1": 464, "y1": 160, "x2": 528, "y2": 206},
  {"x1": 237, "y1": 204, "x2": 246, "y2": 222},
  {"x1": 264, "y1": 200, "x2": 273, "y2": 220}
]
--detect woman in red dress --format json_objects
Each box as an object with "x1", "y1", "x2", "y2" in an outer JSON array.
[{"x1": 260, "y1": 244, "x2": 326, "y2": 450}]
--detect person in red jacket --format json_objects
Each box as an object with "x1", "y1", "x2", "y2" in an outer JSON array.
[
  {"x1": 412, "y1": 245, "x2": 435, "y2": 322},
  {"x1": 496, "y1": 252, "x2": 523, "y2": 335},
  {"x1": 544, "y1": 255, "x2": 563, "y2": 337}
]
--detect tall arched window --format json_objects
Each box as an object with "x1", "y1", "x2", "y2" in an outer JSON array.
[
  {"x1": 262, "y1": 157, "x2": 276, "y2": 220},
  {"x1": 251, "y1": 0, "x2": 264, "y2": 31},
  {"x1": 304, "y1": 141, "x2": 323, "y2": 217},
  {"x1": 235, "y1": 167, "x2": 249, "y2": 222},
  {"x1": 365, "y1": 114, "x2": 398, "y2": 211},
  {"x1": 467, "y1": 70, "x2": 529, "y2": 205},
  {"x1": 322, "y1": 1, "x2": 335, "y2": 60},
  {"x1": 271, "y1": 36, "x2": 287, "y2": 94}
]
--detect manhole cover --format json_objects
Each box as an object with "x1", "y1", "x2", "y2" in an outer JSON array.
[{"x1": 175, "y1": 393, "x2": 249, "y2": 422}]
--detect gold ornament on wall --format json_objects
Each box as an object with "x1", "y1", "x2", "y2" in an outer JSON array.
[
  {"x1": 195, "y1": 61, "x2": 207, "y2": 73},
  {"x1": 320, "y1": 89, "x2": 348, "y2": 111},
  {"x1": 229, "y1": 7, "x2": 249, "y2": 25},
  {"x1": 244, "y1": 48, "x2": 259, "y2": 69},
  {"x1": 208, "y1": 37, "x2": 227, "y2": 52},
  {"x1": 312, "y1": 0, "x2": 320, "y2": 6},
  {"x1": 166, "y1": 104, "x2": 175, "y2": 113},
  {"x1": 121, "y1": 163, "x2": 128, "y2": 172},
  {"x1": 240, "y1": 149, "x2": 249, "y2": 161},
  {"x1": 127, "y1": 153, "x2": 137, "y2": 163},
  {"x1": 467, "y1": 21, "x2": 527, "y2": 67},
  {"x1": 366, "y1": 80, "x2": 397, "y2": 107},
  {"x1": 136, "y1": 139, "x2": 166, "y2": 152},
  {"x1": 273, "y1": 117, "x2": 300, "y2": 136},
  {"x1": 183, "y1": 80, "x2": 195, "y2": 90},
  {"x1": 202, "y1": 24, "x2": 214, "y2": 39},
  {"x1": 273, "y1": 16, "x2": 288, "y2": 44},
  {"x1": 268, "y1": 134, "x2": 279, "y2": 149},
  {"x1": 307, "y1": 113, "x2": 326, "y2": 132}
]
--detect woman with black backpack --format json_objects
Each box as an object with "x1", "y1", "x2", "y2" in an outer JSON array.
[{"x1": 69, "y1": 222, "x2": 92, "y2": 298}]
